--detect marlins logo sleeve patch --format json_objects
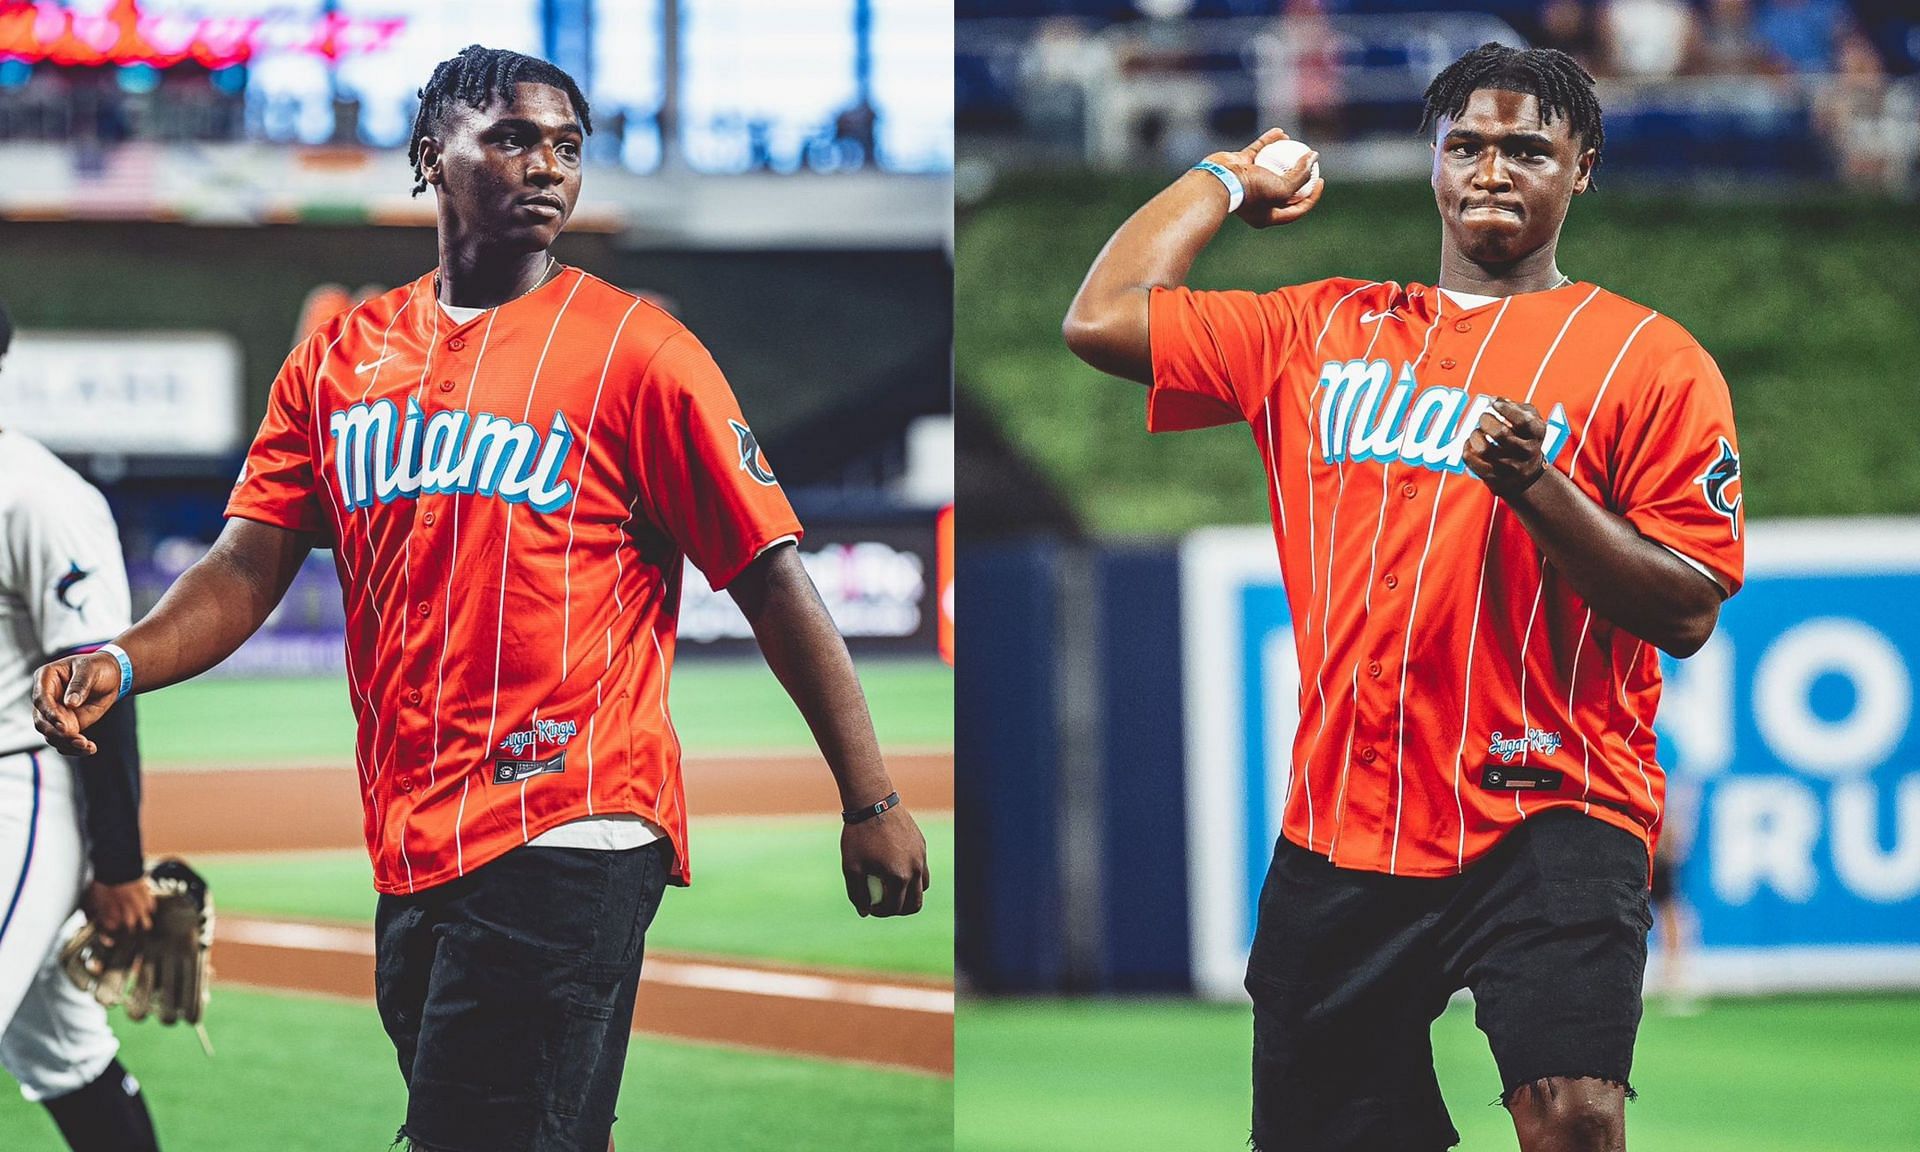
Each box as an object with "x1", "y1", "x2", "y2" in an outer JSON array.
[
  {"x1": 55, "y1": 561, "x2": 91, "y2": 610},
  {"x1": 729, "y1": 419, "x2": 778, "y2": 486},
  {"x1": 1695, "y1": 435, "x2": 1742, "y2": 539}
]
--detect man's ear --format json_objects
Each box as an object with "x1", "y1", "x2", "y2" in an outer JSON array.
[
  {"x1": 1572, "y1": 147, "x2": 1597, "y2": 195},
  {"x1": 419, "y1": 137, "x2": 445, "y2": 187}
]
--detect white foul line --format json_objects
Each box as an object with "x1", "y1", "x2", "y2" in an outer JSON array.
[{"x1": 218, "y1": 918, "x2": 953, "y2": 1015}]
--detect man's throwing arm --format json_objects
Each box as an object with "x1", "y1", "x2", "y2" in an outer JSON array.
[{"x1": 1063, "y1": 128, "x2": 1323, "y2": 384}]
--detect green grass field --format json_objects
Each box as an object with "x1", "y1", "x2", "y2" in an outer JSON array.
[
  {"x1": 137, "y1": 657, "x2": 954, "y2": 765},
  {"x1": 0, "y1": 663, "x2": 956, "y2": 1149},
  {"x1": 956, "y1": 995, "x2": 1920, "y2": 1151},
  {"x1": 0, "y1": 988, "x2": 952, "y2": 1151},
  {"x1": 196, "y1": 816, "x2": 955, "y2": 976}
]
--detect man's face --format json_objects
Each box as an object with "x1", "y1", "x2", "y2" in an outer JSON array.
[
  {"x1": 1430, "y1": 88, "x2": 1593, "y2": 266},
  {"x1": 421, "y1": 82, "x2": 583, "y2": 248}
]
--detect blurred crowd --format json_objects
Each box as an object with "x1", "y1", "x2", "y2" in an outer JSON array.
[
  {"x1": 972, "y1": 0, "x2": 1918, "y2": 187},
  {"x1": 1537, "y1": 0, "x2": 1869, "y2": 81},
  {"x1": 1538, "y1": 0, "x2": 1906, "y2": 182}
]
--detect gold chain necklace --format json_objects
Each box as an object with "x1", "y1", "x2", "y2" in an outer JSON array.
[{"x1": 435, "y1": 256, "x2": 559, "y2": 310}]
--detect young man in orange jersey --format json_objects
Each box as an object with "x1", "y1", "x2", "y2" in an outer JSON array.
[
  {"x1": 1065, "y1": 43, "x2": 1740, "y2": 1152},
  {"x1": 32, "y1": 46, "x2": 929, "y2": 1152}
]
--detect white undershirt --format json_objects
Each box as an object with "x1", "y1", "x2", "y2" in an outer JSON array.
[
  {"x1": 440, "y1": 300, "x2": 486, "y2": 324},
  {"x1": 1434, "y1": 288, "x2": 1727, "y2": 595},
  {"x1": 1439, "y1": 287, "x2": 1501, "y2": 310},
  {"x1": 528, "y1": 813, "x2": 664, "y2": 851}
]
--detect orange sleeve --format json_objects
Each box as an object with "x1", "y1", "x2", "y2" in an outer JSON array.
[
  {"x1": 1146, "y1": 278, "x2": 1372, "y2": 432},
  {"x1": 226, "y1": 335, "x2": 330, "y2": 538},
  {"x1": 1146, "y1": 286, "x2": 1300, "y2": 431},
  {"x1": 632, "y1": 329, "x2": 805, "y2": 590},
  {"x1": 1608, "y1": 341, "x2": 1745, "y2": 596}
]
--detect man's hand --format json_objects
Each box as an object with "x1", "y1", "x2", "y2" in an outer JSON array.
[
  {"x1": 1207, "y1": 127, "x2": 1325, "y2": 230},
  {"x1": 33, "y1": 651, "x2": 124, "y2": 756},
  {"x1": 83, "y1": 878, "x2": 156, "y2": 948},
  {"x1": 1462, "y1": 397, "x2": 1550, "y2": 500},
  {"x1": 841, "y1": 804, "x2": 930, "y2": 919}
]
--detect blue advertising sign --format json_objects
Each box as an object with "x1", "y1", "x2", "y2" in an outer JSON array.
[
  {"x1": 1181, "y1": 519, "x2": 1920, "y2": 999},
  {"x1": 1658, "y1": 519, "x2": 1920, "y2": 989}
]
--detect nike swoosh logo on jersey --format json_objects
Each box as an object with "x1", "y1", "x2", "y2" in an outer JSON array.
[
  {"x1": 355, "y1": 353, "x2": 401, "y2": 375},
  {"x1": 1358, "y1": 309, "x2": 1402, "y2": 323}
]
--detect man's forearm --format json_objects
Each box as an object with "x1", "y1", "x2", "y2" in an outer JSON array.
[
  {"x1": 117, "y1": 525, "x2": 310, "y2": 692},
  {"x1": 732, "y1": 548, "x2": 893, "y2": 809},
  {"x1": 1505, "y1": 468, "x2": 1722, "y2": 656}
]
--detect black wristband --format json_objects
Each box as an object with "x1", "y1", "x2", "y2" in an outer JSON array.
[{"x1": 843, "y1": 791, "x2": 900, "y2": 825}]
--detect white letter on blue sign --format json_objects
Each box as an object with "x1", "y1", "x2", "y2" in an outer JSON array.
[
  {"x1": 1658, "y1": 633, "x2": 1733, "y2": 775},
  {"x1": 1712, "y1": 777, "x2": 1821, "y2": 904},
  {"x1": 1755, "y1": 619, "x2": 1911, "y2": 777},
  {"x1": 1831, "y1": 776, "x2": 1920, "y2": 903}
]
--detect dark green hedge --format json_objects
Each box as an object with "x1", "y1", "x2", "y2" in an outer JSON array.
[{"x1": 959, "y1": 173, "x2": 1920, "y2": 536}]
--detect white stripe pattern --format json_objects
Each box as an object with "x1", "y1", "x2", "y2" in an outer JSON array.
[
  {"x1": 1512, "y1": 310, "x2": 1659, "y2": 818},
  {"x1": 1303, "y1": 307, "x2": 1391, "y2": 856},
  {"x1": 1437, "y1": 286, "x2": 1600, "y2": 871},
  {"x1": 561, "y1": 298, "x2": 644, "y2": 820},
  {"x1": 487, "y1": 275, "x2": 586, "y2": 844},
  {"x1": 435, "y1": 308, "x2": 501, "y2": 875},
  {"x1": 1291, "y1": 282, "x2": 1380, "y2": 847},
  {"x1": 428, "y1": 309, "x2": 501, "y2": 796},
  {"x1": 1391, "y1": 293, "x2": 1516, "y2": 875},
  {"x1": 1327, "y1": 295, "x2": 1448, "y2": 860}
]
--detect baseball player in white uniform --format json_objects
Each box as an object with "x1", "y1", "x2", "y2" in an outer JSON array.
[{"x1": 0, "y1": 300, "x2": 162, "y2": 1150}]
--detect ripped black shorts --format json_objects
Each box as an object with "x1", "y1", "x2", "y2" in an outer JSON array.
[
  {"x1": 374, "y1": 839, "x2": 672, "y2": 1152},
  {"x1": 1245, "y1": 810, "x2": 1652, "y2": 1152}
]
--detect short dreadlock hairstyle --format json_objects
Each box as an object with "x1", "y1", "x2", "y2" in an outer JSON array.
[
  {"x1": 1420, "y1": 43, "x2": 1604, "y2": 168},
  {"x1": 407, "y1": 45, "x2": 593, "y2": 197}
]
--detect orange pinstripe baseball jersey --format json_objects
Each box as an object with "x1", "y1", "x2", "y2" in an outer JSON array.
[
  {"x1": 1150, "y1": 278, "x2": 1743, "y2": 876},
  {"x1": 229, "y1": 267, "x2": 801, "y2": 893}
]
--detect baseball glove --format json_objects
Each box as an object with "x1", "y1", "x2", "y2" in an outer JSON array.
[{"x1": 60, "y1": 858, "x2": 214, "y2": 1032}]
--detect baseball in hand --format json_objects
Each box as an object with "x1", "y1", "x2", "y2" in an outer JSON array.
[
  {"x1": 1254, "y1": 138, "x2": 1321, "y2": 200},
  {"x1": 868, "y1": 875, "x2": 886, "y2": 907}
]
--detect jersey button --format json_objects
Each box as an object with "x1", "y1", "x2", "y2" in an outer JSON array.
[
  {"x1": 400, "y1": 778, "x2": 414, "y2": 793},
  {"x1": 407, "y1": 689, "x2": 422, "y2": 705},
  {"x1": 1453, "y1": 320, "x2": 1471, "y2": 333},
  {"x1": 423, "y1": 510, "x2": 436, "y2": 526},
  {"x1": 1439, "y1": 358, "x2": 1457, "y2": 370},
  {"x1": 439, "y1": 379, "x2": 455, "y2": 392},
  {"x1": 449, "y1": 337, "x2": 465, "y2": 351},
  {"x1": 1361, "y1": 748, "x2": 1378, "y2": 763},
  {"x1": 1383, "y1": 573, "x2": 1399, "y2": 590},
  {"x1": 1401, "y1": 482, "x2": 1417, "y2": 499},
  {"x1": 1367, "y1": 660, "x2": 1382, "y2": 677},
  {"x1": 417, "y1": 601, "x2": 431, "y2": 616}
]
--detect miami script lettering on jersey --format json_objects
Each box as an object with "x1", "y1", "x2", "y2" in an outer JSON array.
[
  {"x1": 328, "y1": 397, "x2": 577, "y2": 513},
  {"x1": 1315, "y1": 358, "x2": 1572, "y2": 474}
]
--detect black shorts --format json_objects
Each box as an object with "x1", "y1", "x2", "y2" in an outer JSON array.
[
  {"x1": 374, "y1": 839, "x2": 672, "y2": 1152},
  {"x1": 1244, "y1": 810, "x2": 1653, "y2": 1152},
  {"x1": 1649, "y1": 853, "x2": 1676, "y2": 905}
]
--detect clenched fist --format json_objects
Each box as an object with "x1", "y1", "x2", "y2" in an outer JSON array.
[
  {"x1": 33, "y1": 650, "x2": 124, "y2": 757},
  {"x1": 1462, "y1": 397, "x2": 1551, "y2": 501}
]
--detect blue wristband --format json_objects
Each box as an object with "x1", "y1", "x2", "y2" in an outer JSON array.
[
  {"x1": 99, "y1": 643, "x2": 133, "y2": 700},
  {"x1": 1192, "y1": 160, "x2": 1244, "y2": 213}
]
